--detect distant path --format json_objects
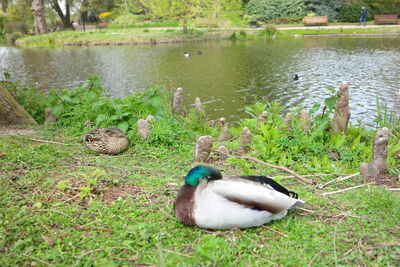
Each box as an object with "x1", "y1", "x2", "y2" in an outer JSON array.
[
  {"x1": 74, "y1": 24, "x2": 400, "y2": 32},
  {"x1": 275, "y1": 24, "x2": 400, "y2": 30}
]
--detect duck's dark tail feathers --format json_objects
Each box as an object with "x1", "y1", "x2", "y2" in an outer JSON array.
[{"x1": 240, "y1": 175, "x2": 299, "y2": 199}]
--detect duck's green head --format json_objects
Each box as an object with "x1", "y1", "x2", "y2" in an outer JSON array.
[{"x1": 185, "y1": 165, "x2": 222, "y2": 186}]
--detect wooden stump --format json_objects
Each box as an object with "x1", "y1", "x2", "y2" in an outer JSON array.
[
  {"x1": 331, "y1": 81, "x2": 350, "y2": 135},
  {"x1": 257, "y1": 111, "x2": 268, "y2": 124},
  {"x1": 239, "y1": 127, "x2": 252, "y2": 153},
  {"x1": 218, "y1": 117, "x2": 226, "y2": 127},
  {"x1": 172, "y1": 87, "x2": 184, "y2": 115},
  {"x1": 44, "y1": 108, "x2": 56, "y2": 124},
  {"x1": 360, "y1": 127, "x2": 390, "y2": 179},
  {"x1": 194, "y1": 97, "x2": 204, "y2": 114},
  {"x1": 0, "y1": 83, "x2": 37, "y2": 125},
  {"x1": 194, "y1": 135, "x2": 213, "y2": 162},
  {"x1": 299, "y1": 110, "x2": 311, "y2": 133},
  {"x1": 137, "y1": 119, "x2": 150, "y2": 139},
  {"x1": 217, "y1": 126, "x2": 232, "y2": 142},
  {"x1": 284, "y1": 113, "x2": 292, "y2": 131}
]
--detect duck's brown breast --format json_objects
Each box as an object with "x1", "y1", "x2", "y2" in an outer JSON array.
[{"x1": 174, "y1": 185, "x2": 196, "y2": 226}]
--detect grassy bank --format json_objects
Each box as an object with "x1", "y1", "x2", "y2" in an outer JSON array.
[
  {"x1": 14, "y1": 24, "x2": 400, "y2": 47},
  {"x1": 15, "y1": 28, "x2": 238, "y2": 47},
  {"x1": 0, "y1": 78, "x2": 399, "y2": 266}
]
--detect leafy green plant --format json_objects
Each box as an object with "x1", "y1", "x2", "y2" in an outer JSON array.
[
  {"x1": 375, "y1": 97, "x2": 400, "y2": 129},
  {"x1": 78, "y1": 168, "x2": 107, "y2": 200},
  {"x1": 259, "y1": 25, "x2": 277, "y2": 36}
]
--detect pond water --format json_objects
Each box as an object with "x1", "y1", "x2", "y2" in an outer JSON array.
[{"x1": 1, "y1": 36, "x2": 400, "y2": 124}]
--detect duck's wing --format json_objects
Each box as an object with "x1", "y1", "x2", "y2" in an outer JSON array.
[
  {"x1": 210, "y1": 177, "x2": 304, "y2": 214},
  {"x1": 83, "y1": 128, "x2": 107, "y2": 143},
  {"x1": 239, "y1": 175, "x2": 299, "y2": 199}
]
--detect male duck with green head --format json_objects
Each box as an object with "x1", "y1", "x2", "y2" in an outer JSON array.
[{"x1": 174, "y1": 165, "x2": 305, "y2": 229}]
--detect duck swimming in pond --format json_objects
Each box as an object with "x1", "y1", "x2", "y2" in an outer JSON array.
[
  {"x1": 174, "y1": 165, "x2": 305, "y2": 229},
  {"x1": 294, "y1": 74, "x2": 299, "y2": 81}
]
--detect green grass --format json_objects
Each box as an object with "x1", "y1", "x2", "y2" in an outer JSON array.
[
  {"x1": 15, "y1": 28, "x2": 221, "y2": 47},
  {"x1": 0, "y1": 125, "x2": 399, "y2": 266}
]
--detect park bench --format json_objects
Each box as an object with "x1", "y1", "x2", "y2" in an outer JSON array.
[
  {"x1": 374, "y1": 14, "x2": 398, "y2": 24},
  {"x1": 303, "y1": 16, "x2": 328, "y2": 26}
]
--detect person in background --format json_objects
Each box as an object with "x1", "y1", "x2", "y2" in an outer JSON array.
[{"x1": 359, "y1": 6, "x2": 367, "y2": 26}]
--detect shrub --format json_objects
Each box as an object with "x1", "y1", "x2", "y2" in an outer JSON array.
[
  {"x1": 260, "y1": 25, "x2": 277, "y2": 36},
  {"x1": 339, "y1": 2, "x2": 376, "y2": 22},
  {"x1": 4, "y1": 1, "x2": 34, "y2": 34},
  {"x1": 245, "y1": 0, "x2": 307, "y2": 21},
  {"x1": 305, "y1": 0, "x2": 343, "y2": 22}
]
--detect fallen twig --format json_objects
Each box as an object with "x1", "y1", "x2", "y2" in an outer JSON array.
[
  {"x1": 297, "y1": 207, "x2": 316, "y2": 213},
  {"x1": 162, "y1": 249, "x2": 191, "y2": 258},
  {"x1": 321, "y1": 183, "x2": 375, "y2": 196},
  {"x1": 276, "y1": 173, "x2": 346, "y2": 179},
  {"x1": 160, "y1": 209, "x2": 177, "y2": 221},
  {"x1": 262, "y1": 225, "x2": 288, "y2": 237},
  {"x1": 387, "y1": 188, "x2": 400, "y2": 191},
  {"x1": 228, "y1": 154, "x2": 313, "y2": 184},
  {"x1": 26, "y1": 138, "x2": 78, "y2": 146},
  {"x1": 318, "y1": 173, "x2": 360, "y2": 188}
]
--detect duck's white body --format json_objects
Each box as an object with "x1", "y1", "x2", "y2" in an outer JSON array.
[
  {"x1": 193, "y1": 177, "x2": 303, "y2": 229},
  {"x1": 174, "y1": 168, "x2": 305, "y2": 230}
]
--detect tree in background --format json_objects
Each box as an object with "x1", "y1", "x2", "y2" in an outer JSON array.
[
  {"x1": 47, "y1": 0, "x2": 85, "y2": 29},
  {"x1": 140, "y1": 0, "x2": 214, "y2": 33},
  {"x1": 0, "y1": 0, "x2": 8, "y2": 12},
  {"x1": 364, "y1": 0, "x2": 400, "y2": 14},
  {"x1": 245, "y1": 0, "x2": 306, "y2": 21},
  {"x1": 32, "y1": 0, "x2": 48, "y2": 34},
  {"x1": 4, "y1": 0, "x2": 33, "y2": 33}
]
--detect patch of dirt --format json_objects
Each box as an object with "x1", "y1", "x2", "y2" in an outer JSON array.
[
  {"x1": 0, "y1": 126, "x2": 35, "y2": 137},
  {"x1": 102, "y1": 184, "x2": 144, "y2": 204}
]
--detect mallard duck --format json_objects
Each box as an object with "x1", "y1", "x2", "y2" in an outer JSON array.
[
  {"x1": 83, "y1": 126, "x2": 129, "y2": 155},
  {"x1": 174, "y1": 165, "x2": 304, "y2": 229},
  {"x1": 184, "y1": 52, "x2": 190, "y2": 58}
]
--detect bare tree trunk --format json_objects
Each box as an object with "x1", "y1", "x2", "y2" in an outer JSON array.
[
  {"x1": 182, "y1": 17, "x2": 188, "y2": 34},
  {"x1": 0, "y1": 83, "x2": 37, "y2": 126},
  {"x1": 32, "y1": 0, "x2": 48, "y2": 35},
  {"x1": 0, "y1": 0, "x2": 8, "y2": 12},
  {"x1": 49, "y1": 0, "x2": 73, "y2": 29}
]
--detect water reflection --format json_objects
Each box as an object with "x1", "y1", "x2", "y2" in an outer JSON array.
[{"x1": 1, "y1": 36, "x2": 399, "y2": 124}]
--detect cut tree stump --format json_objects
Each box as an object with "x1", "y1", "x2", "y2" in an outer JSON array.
[
  {"x1": 360, "y1": 127, "x2": 390, "y2": 179},
  {"x1": 331, "y1": 81, "x2": 350, "y2": 135},
  {"x1": 0, "y1": 83, "x2": 37, "y2": 125}
]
